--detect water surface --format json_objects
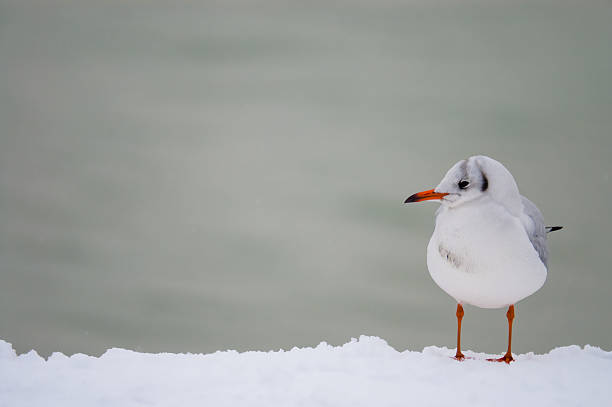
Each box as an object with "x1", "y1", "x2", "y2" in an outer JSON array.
[{"x1": 1, "y1": 0, "x2": 611, "y2": 356}]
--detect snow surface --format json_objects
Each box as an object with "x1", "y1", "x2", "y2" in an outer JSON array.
[{"x1": 1, "y1": 336, "x2": 611, "y2": 407}]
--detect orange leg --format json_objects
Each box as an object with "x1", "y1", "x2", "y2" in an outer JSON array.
[
  {"x1": 488, "y1": 305, "x2": 515, "y2": 363},
  {"x1": 454, "y1": 304, "x2": 465, "y2": 361}
]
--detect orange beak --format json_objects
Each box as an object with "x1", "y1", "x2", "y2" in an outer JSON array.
[{"x1": 404, "y1": 189, "x2": 448, "y2": 203}]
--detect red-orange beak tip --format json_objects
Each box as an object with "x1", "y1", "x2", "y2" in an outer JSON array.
[{"x1": 404, "y1": 189, "x2": 448, "y2": 203}]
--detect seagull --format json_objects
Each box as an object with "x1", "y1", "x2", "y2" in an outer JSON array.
[{"x1": 404, "y1": 155, "x2": 562, "y2": 363}]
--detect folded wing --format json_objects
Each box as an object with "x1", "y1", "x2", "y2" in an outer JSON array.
[{"x1": 520, "y1": 196, "x2": 550, "y2": 268}]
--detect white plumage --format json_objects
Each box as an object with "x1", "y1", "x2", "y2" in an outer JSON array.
[
  {"x1": 427, "y1": 190, "x2": 547, "y2": 308},
  {"x1": 423, "y1": 155, "x2": 549, "y2": 308}
]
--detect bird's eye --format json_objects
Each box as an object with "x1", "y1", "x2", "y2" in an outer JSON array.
[{"x1": 458, "y1": 180, "x2": 470, "y2": 189}]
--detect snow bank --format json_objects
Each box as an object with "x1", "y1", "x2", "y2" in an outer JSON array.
[{"x1": 0, "y1": 336, "x2": 610, "y2": 407}]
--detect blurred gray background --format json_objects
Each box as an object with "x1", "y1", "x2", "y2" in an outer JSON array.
[{"x1": 1, "y1": 0, "x2": 611, "y2": 357}]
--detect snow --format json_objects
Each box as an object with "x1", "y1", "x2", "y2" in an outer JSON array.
[{"x1": 1, "y1": 336, "x2": 610, "y2": 407}]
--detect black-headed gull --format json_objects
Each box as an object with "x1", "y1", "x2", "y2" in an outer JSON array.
[{"x1": 405, "y1": 155, "x2": 562, "y2": 363}]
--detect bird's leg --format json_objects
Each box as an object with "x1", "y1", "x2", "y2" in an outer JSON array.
[
  {"x1": 488, "y1": 305, "x2": 515, "y2": 363},
  {"x1": 454, "y1": 303, "x2": 465, "y2": 361}
]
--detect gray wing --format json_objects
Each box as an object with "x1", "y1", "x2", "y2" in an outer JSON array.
[{"x1": 520, "y1": 196, "x2": 549, "y2": 268}]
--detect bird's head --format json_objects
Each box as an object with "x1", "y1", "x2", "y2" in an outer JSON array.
[{"x1": 404, "y1": 155, "x2": 523, "y2": 215}]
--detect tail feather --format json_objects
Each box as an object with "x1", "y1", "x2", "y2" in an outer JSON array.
[{"x1": 546, "y1": 226, "x2": 563, "y2": 233}]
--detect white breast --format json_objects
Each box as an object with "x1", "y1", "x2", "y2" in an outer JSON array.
[{"x1": 426, "y1": 198, "x2": 547, "y2": 309}]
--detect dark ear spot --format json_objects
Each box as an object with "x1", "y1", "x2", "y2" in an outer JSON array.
[
  {"x1": 474, "y1": 158, "x2": 489, "y2": 192},
  {"x1": 481, "y1": 172, "x2": 489, "y2": 191}
]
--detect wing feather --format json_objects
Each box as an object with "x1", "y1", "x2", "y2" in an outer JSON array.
[{"x1": 520, "y1": 196, "x2": 549, "y2": 268}]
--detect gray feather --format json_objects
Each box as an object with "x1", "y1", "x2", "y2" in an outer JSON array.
[{"x1": 520, "y1": 196, "x2": 549, "y2": 268}]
